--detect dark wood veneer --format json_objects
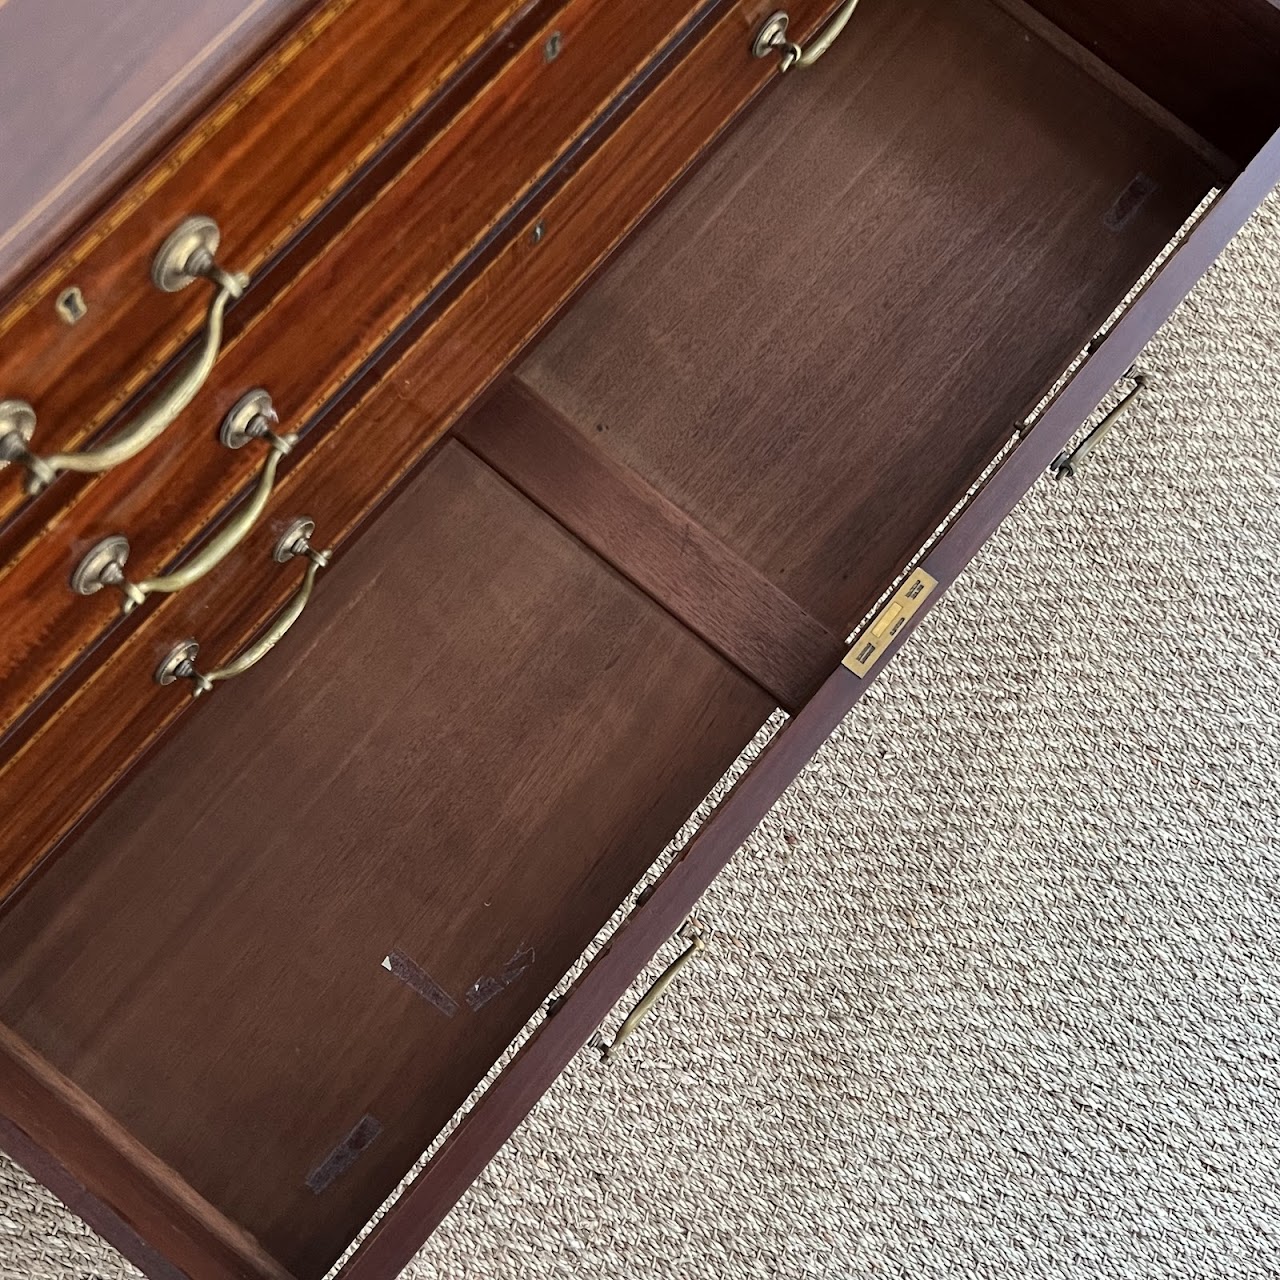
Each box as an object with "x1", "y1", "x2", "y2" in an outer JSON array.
[
  {"x1": 340, "y1": 117, "x2": 1280, "y2": 1280},
  {"x1": 459, "y1": 380, "x2": 845, "y2": 710}
]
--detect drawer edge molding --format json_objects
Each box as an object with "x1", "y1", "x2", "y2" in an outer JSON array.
[
  {"x1": 334, "y1": 119, "x2": 1280, "y2": 1280},
  {"x1": 0, "y1": 0, "x2": 726, "y2": 736},
  {"x1": 0, "y1": 0, "x2": 518, "y2": 326},
  {"x1": 0, "y1": 1024, "x2": 294, "y2": 1280},
  {"x1": 0, "y1": 1112, "x2": 189, "y2": 1280}
]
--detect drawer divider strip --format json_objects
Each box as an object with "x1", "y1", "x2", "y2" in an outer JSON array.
[{"x1": 459, "y1": 379, "x2": 845, "y2": 711}]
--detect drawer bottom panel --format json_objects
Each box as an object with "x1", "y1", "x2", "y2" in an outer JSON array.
[
  {"x1": 0, "y1": 441, "x2": 773, "y2": 1280},
  {"x1": 520, "y1": 0, "x2": 1219, "y2": 640}
]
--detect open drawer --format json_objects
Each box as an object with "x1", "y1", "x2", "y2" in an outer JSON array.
[
  {"x1": 512, "y1": 0, "x2": 1224, "y2": 647},
  {"x1": 2, "y1": 0, "x2": 1280, "y2": 1277},
  {"x1": 0, "y1": 440, "x2": 774, "y2": 1279}
]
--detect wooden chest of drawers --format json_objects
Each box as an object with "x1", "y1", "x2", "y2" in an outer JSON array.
[{"x1": 1, "y1": 1, "x2": 1278, "y2": 1276}]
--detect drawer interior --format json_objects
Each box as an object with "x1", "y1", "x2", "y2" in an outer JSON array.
[
  {"x1": 0, "y1": 0, "x2": 1240, "y2": 1275},
  {"x1": 518, "y1": 0, "x2": 1220, "y2": 641},
  {"x1": 0, "y1": 442, "x2": 773, "y2": 1278}
]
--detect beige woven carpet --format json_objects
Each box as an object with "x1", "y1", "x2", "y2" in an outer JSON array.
[{"x1": 3, "y1": 190, "x2": 1279, "y2": 1279}]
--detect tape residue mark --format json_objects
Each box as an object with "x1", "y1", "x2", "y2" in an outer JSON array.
[
  {"x1": 306, "y1": 1114, "x2": 382, "y2": 1194},
  {"x1": 383, "y1": 949, "x2": 459, "y2": 1018}
]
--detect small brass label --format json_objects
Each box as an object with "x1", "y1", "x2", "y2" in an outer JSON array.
[{"x1": 843, "y1": 569, "x2": 938, "y2": 678}]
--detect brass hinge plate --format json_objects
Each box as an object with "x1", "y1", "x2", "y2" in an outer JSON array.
[{"x1": 842, "y1": 569, "x2": 938, "y2": 677}]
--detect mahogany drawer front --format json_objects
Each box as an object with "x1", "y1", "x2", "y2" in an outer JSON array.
[
  {"x1": 2, "y1": 2, "x2": 1280, "y2": 1278},
  {"x1": 0, "y1": 0, "x2": 737, "y2": 737},
  {"x1": 0, "y1": 0, "x2": 836, "y2": 901},
  {"x1": 0, "y1": 0, "x2": 314, "y2": 284},
  {"x1": 0, "y1": 439, "x2": 774, "y2": 1279},
  {"x1": 0, "y1": 0, "x2": 536, "y2": 516}
]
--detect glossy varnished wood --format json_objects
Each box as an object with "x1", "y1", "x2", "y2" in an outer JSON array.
[
  {"x1": 0, "y1": 0, "x2": 315, "y2": 284},
  {"x1": 0, "y1": 0, "x2": 536, "y2": 515},
  {"x1": 521, "y1": 0, "x2": 1217, "y2": 637},
  {"x1": 0, "y1": 442, "x2": 772, "y2": 1278},
  {"x1": 0, "y1": 0, "x2": 821, "y2": 905},
  {"x1": 0, "y1": 0, "x2": 1278, "y2": 1275},
  {"x1": 460, "y1": 379, "x2": 844, "y2": 710},
  {"x1": 0, "y1": 0, "x2": 716, "y2": 740}
]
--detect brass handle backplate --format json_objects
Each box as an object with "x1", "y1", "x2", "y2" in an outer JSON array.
[
  {"x1": 0, "y1": 217, "x2": 248, "y2": 496},
  {"x1": 72, "y1": 390, "x2": 298, "y2": 612},
  {"x1": 594, "y1": 929, "x2": 705, "y2": 1064},
  {"x1": 752, "y1": 1, "x2": 863, "y2": 72},
  {"x1": 154, "y1": 517, "x2": 330, "y2": 696}
]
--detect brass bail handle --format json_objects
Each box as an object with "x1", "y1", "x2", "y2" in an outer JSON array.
[
  {"x1": 1050, "y1": 371, "x2": 1149, "y2": 481},
  {"x1": 154, "y1": 517, "x2": 331, "y2": 697},
  {"x1": 752, "y1": 1, "x2": 864, "y2": 72},
  {"x1": 71, "y1": 390, "x2": 298, "y2": 613},
  {"x1": 593, "y1": 928, "x2": 706, "y2": 1064},
  {"x1": 0, "y1": 216, "x2": 249, "y2": 496}
]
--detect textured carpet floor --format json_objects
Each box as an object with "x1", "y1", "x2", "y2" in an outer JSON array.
[{"x1": 3, "y1": 189, "x2": 1278, "y2": 1280}]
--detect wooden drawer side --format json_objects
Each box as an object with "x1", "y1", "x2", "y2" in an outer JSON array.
[
  {"x1": 342, "y1": 114, "x2": 1280, "y2": 1280},
  {"x1": 521, "y1": 0, "x2": 1220, "y2": 638},
  {"x1": 0, "y1": 0, "x2": 835, "y2": 908}
]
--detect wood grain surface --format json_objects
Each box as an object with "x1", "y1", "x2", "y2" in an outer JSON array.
[
  {"x1": 0, "y1": 0, "x2": 815, "y2": 905},
  {"x1": 340, "y1": 114, "x2": 1280, "y2": 1280},
  {"x1": 0, "y1": 0, "x2": 713, "y2": 737},
  {"x1": 339, "y1": 665, "x2": 866, "y2": 1280},
  {"x1": 0, "y1": 0, "x2": 316, "y2": 285},
  {"x1": 460, "y1": 379, "x2": 845, "y2": 710},
  {"x1": 520, "y1": 0, "x2": 1218, "y2": 640},
  {"x1": 0, "y1": 0, "x2": 536, "y2": 514},
  {"x1": 1, "y1": 1, "x2": 1279, "y2": 1276},
  {"x1": 1023, "y1": 0, "x2": 1280, "y2": 165},
  {"x1": 0, "y1": 442, "x2": 772, "y2": 1279}
]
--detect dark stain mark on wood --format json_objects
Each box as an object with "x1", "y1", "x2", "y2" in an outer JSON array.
[
  {"x1": 306, "y1": 1115, "x2": 382, "y2": 1195},
  {"x1": 1105, "y1": 173, "x2": 1160, "y2": 231}
]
